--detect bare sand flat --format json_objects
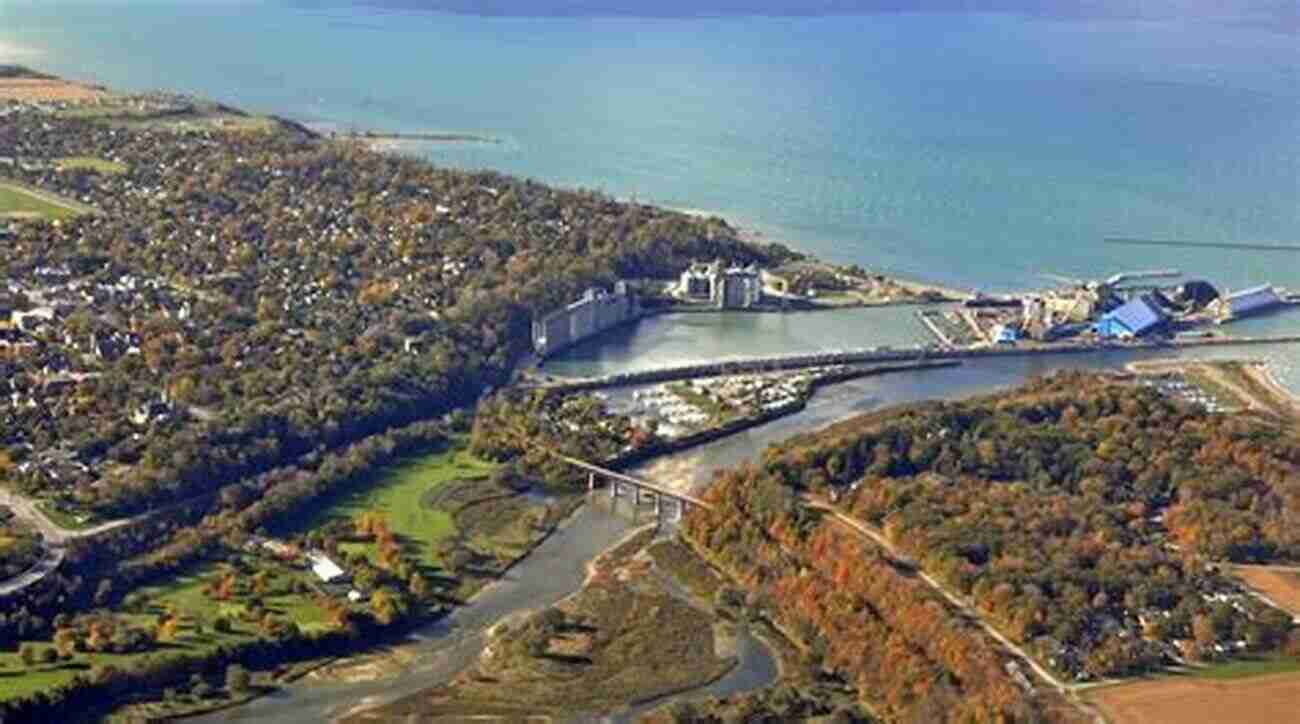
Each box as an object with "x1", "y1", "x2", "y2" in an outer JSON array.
[
  {"x1": 1234, "y1": 566, "x2": 1300, "y2": 618},
  {"x1": 1089, "y1": 672, "x2": 1300, "y2": 724}
]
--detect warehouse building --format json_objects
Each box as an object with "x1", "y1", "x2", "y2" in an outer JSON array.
[
  {"x1": 1092, "y1": 294, "x2": 1166, "y2": 339},
  {"x1": 1212, "y1": 284, "x2": 1282, "y2": 322}
]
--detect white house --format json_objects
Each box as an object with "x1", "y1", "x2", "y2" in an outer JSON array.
[{"x1": 307, "y1": 552, "x2": 347, "y2": 583}]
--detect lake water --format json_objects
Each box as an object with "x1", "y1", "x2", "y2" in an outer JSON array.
[
  {"x1": 4, "y1": 2, "x2": 1300, "y2": 717},
  {"x1": 4, "y1": 0, "x2": 1297, "y2": 386},
  {"x1": 2, "y1": 2, "x2": 1298, "y2": 294}
]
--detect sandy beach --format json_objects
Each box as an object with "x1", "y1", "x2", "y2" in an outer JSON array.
[
  {"x1": 1247, "y1": 363, "x2": 1300, "y2": 417},
  {"x1": 674, "y1": 205, "x2": 973, "y2": 301}
]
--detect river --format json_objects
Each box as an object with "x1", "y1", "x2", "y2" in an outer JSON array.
[{"x1": 193, "y1": 314, "x2": 1300, "y2": 722}]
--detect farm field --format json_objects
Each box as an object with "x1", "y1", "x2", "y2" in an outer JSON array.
[
  {"x1": 1088, "y1": 669, "x2": 1300, "y2": 724},
  {"x1": 278, "y1": 438, "x2": 496, "y2": 568},
  {"x1": 1234, "y1": 566, "x2": 1300, "y2": 618}
]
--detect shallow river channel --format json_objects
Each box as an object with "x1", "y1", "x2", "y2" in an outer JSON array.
[{"x1": 198, "y1": 338, "x2": 1299, "y2": 722}]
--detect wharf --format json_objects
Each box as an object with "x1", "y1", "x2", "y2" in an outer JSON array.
[
  {"x1": 917, "y1": 309, "x2": 955, "y2": 347},
  {"x1": 534, "y1": 333, "x2": 1300, "y2": 392}
]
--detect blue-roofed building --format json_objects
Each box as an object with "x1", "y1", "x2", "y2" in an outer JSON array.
[
  {"x1": 1092, "y1": 294, "x2": 1166, "y2": 339},
  {"x1": 991, "y1": 324, "x2": 1020, "y2": 344}
]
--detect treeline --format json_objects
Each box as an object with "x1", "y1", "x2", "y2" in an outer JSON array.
[
  {"x1": 732, "y1": 372, "x2": 1299, "y2": 678},
  {"x1": 469, "y1": 389, "x2": 654, "y2": 482},
  {"x1": 684, "y1": 469, "x2": 1051, "y2": 722},
  {"x1": 765, "y1": 373, "x2": 1300, "y2": 563},
  {"x1": 0, "y1": 606, "x2": 426, "y2": 724}
]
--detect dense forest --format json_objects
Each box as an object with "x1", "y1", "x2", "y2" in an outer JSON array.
[
  {"x1": 685, "y1": 469, "x2": 1059, "y2": 722},
  {"x1": 688, "y1": 372, "x2": 1299, "y2": 685}
]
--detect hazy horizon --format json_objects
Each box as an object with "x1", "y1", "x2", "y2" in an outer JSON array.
[{"x1": 285, "y1": 0, "x2": 1298, "y2": 32}]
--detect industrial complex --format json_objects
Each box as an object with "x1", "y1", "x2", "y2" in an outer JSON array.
[
  {"x1": 530, "y1": 259, "x2": 1295, "y2": 364},
  {"x1": 675, "y1": 259, "x2": 763, "y2": 309},
  {"x1": 920, "y1": 270, "x2": 1292, "y2": 349},
  {"x1": 531, "y1": 282, "x2": 641, "y2": 357}
]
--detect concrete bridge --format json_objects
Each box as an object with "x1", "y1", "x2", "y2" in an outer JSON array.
[{"x1": 548, "y1": 452, "x2": 712, "y2": 524}]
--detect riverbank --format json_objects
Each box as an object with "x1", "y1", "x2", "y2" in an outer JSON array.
[{"x1": 339, "y1": 526, "x2": 759, "y2": 722}]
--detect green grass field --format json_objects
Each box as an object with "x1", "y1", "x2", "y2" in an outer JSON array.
[
  {"x1": 1189, "y1": 654, "x2": 1300, "y2": 680},
  {"x1": 0, "y1": 557, "x2": 332, "y2": 702},
  {"x1": 280, "y1": 438, "x2": 497, "y2": 568},
  {"x1": 0, "y1": 184, "x2": 80, "y2": 220},
  {"x1": 56, "y1": 156, "x2": 127, "y2": 174}
]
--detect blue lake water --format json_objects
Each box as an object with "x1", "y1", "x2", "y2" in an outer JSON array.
[{"x1": 3, "y1": 1, "x2": 1299, "y2": 390}]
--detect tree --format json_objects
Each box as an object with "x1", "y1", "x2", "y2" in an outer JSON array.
[
  {"x1": 370, "y1": 588, "x2": 400, "y2": 625},
  {"x1": 225, "y1": 664, "x2": 251, "y2": 693},
  {"x1": 251, "y1": 570, "x2": 270, "y2": 596},
  {"x1": 407, "y1": 572, "x2": 430, "y2": 599},
  {"x1": 155, "y1": 615, "x2": 179, "y2": 643},
  {"x1": 53, "y1": 627, "x2": 78, "y2": 659}
]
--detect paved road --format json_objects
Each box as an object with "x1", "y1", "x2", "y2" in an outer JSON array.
[
  {"x1": 804, "y1": 499, "x2": 1072, "y2": 694},
  {"x1": 0, "y1": 486, "x2": 136, "y2": 596},
  {"x1": 804, "y1": 498, "x2": 1110, "y2": 723},
  {"x1": 0, "y1": 180, "x2": 96, "y2": 216}
]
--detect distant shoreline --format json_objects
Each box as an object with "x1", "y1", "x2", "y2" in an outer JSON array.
[
  {"x1": 673, "y1": 205, "x2": 973, "y2": 302},
  {"x1": 330, "y1": 130, "x2": 501, "y2": 145}
]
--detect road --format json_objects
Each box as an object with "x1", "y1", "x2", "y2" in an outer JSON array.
[
  {"x1": 0, "y1": 180, "x2": 97, "y2": 217},
  {"x1": 0, "y1": 486, "x2": 136, "y2": 596},
  {"x1": 804, "y1": 498, "x2": 1110, "y2": 723}
]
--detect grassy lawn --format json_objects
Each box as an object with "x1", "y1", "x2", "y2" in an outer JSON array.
[
  {"x1": 137, "y1": 558, "x2": 332, "y2": 633},
  {"x1": 0, "y1": 183, "x2": 79, "y2": 220},
  {"x1": 56, "y1": 156, "x2": 127, "y2": 174},
  {"x1": 0, "y1": 650, "x2": 146, "y2": 702},
  {"x1": 36, "y1": 500, "x2": 96, "y2": 530},
  {"x1": 0, "y1": 554, "x2": 340, "y2": 703},
  {"x1": 278, "y1": 437, "x2": 497, "y2": 569},
  {"x1": 1189, "y1": 654, "x2": 1300, "y2": 680}
]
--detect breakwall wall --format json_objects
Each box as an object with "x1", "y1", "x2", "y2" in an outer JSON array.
[{"x1": 535, "y1": 333, "x2": 1300, "y2": 392}]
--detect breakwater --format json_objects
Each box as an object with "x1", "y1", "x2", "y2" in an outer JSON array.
[
  {"x1": 596, "y1": 360, "x2": 961, "y2": 469},
  {"x1": 536, "y1": 333, "x2": 1300, "y2": 391},
  {"x1": 538, "y1": 358, "x2": 960, "y2": 393}
]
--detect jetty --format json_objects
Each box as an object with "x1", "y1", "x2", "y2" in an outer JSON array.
[
  {"x1": 1104, "y1": 238, "x2": 1300, "y2": 253},
  {"x1": 534, "y1": 333, "x2": 1300, "y2": 392}
]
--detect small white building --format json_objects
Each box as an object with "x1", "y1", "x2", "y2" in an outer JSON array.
[{"x1": 307, "y1": 552, "x2": 347, "y2": 583}]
